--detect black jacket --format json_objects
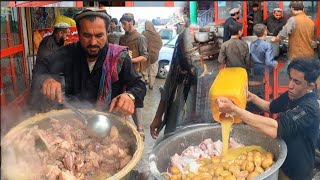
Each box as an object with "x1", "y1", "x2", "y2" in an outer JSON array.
[
  {"x1": 270, "y1": 92, "x2": 320, "y2": 180},
  {"x1": 223, "y1": 17, "x2": 237, "y2": 42},
  {"x1": 264, "y1": 16, "x2": 287, "y2": 36},
  {"x1": 30, "y1": 42, "x2": 146, "y2": 112},
  {"x1": 36, "y1": 34, "x2": 62, "y2": 61}
]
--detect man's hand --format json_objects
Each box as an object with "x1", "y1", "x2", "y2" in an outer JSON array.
[
  {"x1": 150, "y1": 117, "x2": 162, "y2": 139},
  {"x1": 109, "y1": 93, "x2": 135, "y2": 115},
  {"x1": 42, "y1": 78, "x2": 62, "y2": 103},
  {"x1": 270, "y1": 36, "x2": 280, "y2": 42},
  {"x1": 128, "y1": 50, "x2": 133, "y2": 59},
  {"x1": 217, "y1": 97, "x2": 236, "y2": 114}
]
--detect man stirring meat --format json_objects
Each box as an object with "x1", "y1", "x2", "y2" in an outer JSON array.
[
  {"x1": 217, "y1": 59, "x2": 320, "y2": 180},
  {"x1": 31, "y1": 8, "x2": 146, "y2": 116}
]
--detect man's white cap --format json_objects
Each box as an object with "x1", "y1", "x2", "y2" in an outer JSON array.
[
  {"x1": 53, "y1": 22, "x2": 71, "y2": 28},
  {"x1": 273, "y1": 8, "x2": 283, "y2": 12},
  {"x1": 229, "y1": 8, "x2": 240, "y2": 15}
]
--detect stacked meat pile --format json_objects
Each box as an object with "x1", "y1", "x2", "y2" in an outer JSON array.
[
  {"x1": 169, "y1": 138, "x2": 244, "y2": 174},
  {"x1": 2, "y1": 118, "x2": 132, "y2": 180}
]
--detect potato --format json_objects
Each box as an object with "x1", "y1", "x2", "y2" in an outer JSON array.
[
  {"x1": 197, "y1": 159, "x2": 206, "y2": 166},
  {"x1": 262, "y1": 158, "x2": 273, "y2": 170},
  {"x1": 181, "y1": 174, "x2": 188, "y2": 180},
  {"x1": 235, "y1": 159, "x2": 243, "y2": 165},
  {"x1": 220, "y1": 170, "x2": 231, "y2": 177},
  {"x1": 237, "y1": 178, "x2": 246, "y2": 180},
  {"x1": 208, "y1": 168, "x2": 216, "y2": 176},
  {"x1": 247, "y1": 171, "x2": 260, "y2": 180},
  {"x1": 203, "y1": 158, "x2": 212, "y2": 165},
  {"x1": 187, "y1": 172, "x2": 195, "y2": 179},
  {"x1": 170, "y1": 166, "x2": 180, "y2": 175},
  {"x1": 228, "y1": 163, "x2": 240, "y2": 175},
  {"x1": 198, "y1": 166, "x2": 208, "y2": 173},
  {"x1": 245, "y1": 161, "x2": 255, "y2": 173},
  {"x1": 255, "y1": 166, "x2": 264, "y2": 174},
  {"x1": 200, "y1": 173, "x2": 212, "y2": 180},
  {"x1": 239, "y1": 154, "x2": 247, "y2": 160},
  {"x1": 254, "y1": 155, "x2": 262, "y2": 167},
  {"x1": 240, "y1": 160, "x2": 248, "y2": 171},
  {"x1": 170, "y1": 174, "x2": 179, "y2": 180},
  {"x1": 247, "y1": 151, "x2": 253, "y2": 157},
  {"x1": 252, "y1": 150, "x2": 261, "y2": 157},
  {"x1": 247, "y1": 155, "x2": 254, "y2": 162},
  {"x1": 192, "y1": 175, "x2": 201, "y2": 180},
  {"x1": 212, "y1": 156, "x2": 221, "y2": 164},
  {"x1": 224, "y1": 175, "x2": 236, "y2": 180},
  {"x1": 237, "y1": 170, "x2": 249, "y2": 178},
  {"x1": 217, "y1": 176, "x2": 224, "y2": 180},
  {"x1": 162, "y1": 173, "x2": 171, "y2": 180},
  {"x1": 265, "y1": 152, "x2": 274, "y2": 160},
  {"x1": 215, "y1": 166, "x2": 224, "y2": 176},
  {"x1": 221, "y1": 162, "x2": 230, "y2": 170}
]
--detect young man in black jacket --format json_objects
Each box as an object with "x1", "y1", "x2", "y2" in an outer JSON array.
[{"x1": 217, "y1": 59, "x2": 320, "y2": 180}]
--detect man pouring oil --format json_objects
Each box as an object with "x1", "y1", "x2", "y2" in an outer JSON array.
[{"x1": 215, "y1": 59, "x2": 320, "y2": 180}]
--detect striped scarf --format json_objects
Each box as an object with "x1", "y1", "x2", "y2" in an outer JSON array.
[{"x1": 97, "y1": 43, "x2": 128, "y2": 110}]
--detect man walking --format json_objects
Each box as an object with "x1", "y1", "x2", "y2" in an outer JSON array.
[{"x1": 119, "y1": 13, "x2": 149, "y2": 139}]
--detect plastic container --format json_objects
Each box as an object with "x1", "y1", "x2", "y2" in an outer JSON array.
[{"x1": 209, "y1": 67, "x2": 248, "y2": 123}]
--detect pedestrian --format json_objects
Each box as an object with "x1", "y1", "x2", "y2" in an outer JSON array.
[
  {"x1": 141, "y1": 20, "x2": 163, "y2": 89},
  {"x1": 223, "y1": 8, "x2": 241, "y2": 42},
  {"x1": 218, "y1": 21, "x2": 251, "y2": 72},
  {"x1": 28, "y1": 22, "x2": 71, "y2": 113},
  {"x1": 217, "y1": 59, "x2": 320, "y2": 180},
  {"x1": 119, "y1": 13, "x2": 149, "y2": 139},
  {"x1": 109, "y1": 18, "x2": 121, "y2": 33},
  {"x1": 250, "y1": 23, "x2": 278, "y2": 80},
  {"x1": 30, "y1": 8, "x2": 146, "y2": 117},
  {"x1": 248, "y1": 3, "x2": 263, "y2": 35},
  {"x1": 247, "y1": 23, "x2": 278, "y2": 113},
  {"x1": 271, "y1": 1, "x2": 315, "y2": 61},
  {"x1": 36, "y1": 22, "x2": 71, "y2": 61},
  {"x1": 264, "y1": 8, "x2": 287, "y2": 36}
]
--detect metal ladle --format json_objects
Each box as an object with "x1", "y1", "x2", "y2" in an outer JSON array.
[{"x1": 63, "y1": 100, "x2": 112, "y2": 138}]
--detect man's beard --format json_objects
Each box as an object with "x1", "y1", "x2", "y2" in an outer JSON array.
[
  {"x1": 84, "y1": 45, "x2": 103, "y2": 58},
  {"x1": 57, "y1": 37, "x2": 65, "y2": 46}
]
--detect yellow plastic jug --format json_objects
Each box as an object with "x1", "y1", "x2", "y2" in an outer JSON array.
[{"x1": 209, "y1": 67, "x2": 248, "y2": 123}]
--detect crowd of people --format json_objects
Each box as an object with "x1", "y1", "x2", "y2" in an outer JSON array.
[{"x1": 29, "y1": 2, "x2": 320, "y2": 179}]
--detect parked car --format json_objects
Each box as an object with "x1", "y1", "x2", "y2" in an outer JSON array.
[
  {"x1": 159, "y1": 27, "x2": 178, "y2": 44},
  {"x1": 157, "y1": 35, "x2": 178, "y2": 79}
]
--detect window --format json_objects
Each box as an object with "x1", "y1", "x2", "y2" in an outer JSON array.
[
  {"x1": 267, "y1": 2, "x2": 280, "y2": 16},
  {"x1": 283, "y1": 1, "x2": 318, "y2": 20},
  {"x1": 159, "y1": 29, "x2": 173, "y2": 40},
  {"x1": 217, "y1": 1, "x2": 243, "y2": 20}
]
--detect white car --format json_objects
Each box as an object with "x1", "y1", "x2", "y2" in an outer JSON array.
[
  {"x1": 159, "y1": 27, "x2": 178, "y2": 44},
  {"x1": 157, "y1": 35, "x2": 178, "y2": 79}
]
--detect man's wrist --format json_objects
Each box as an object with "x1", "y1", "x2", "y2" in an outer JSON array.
[{"x1": 125, "y1": 91, "x2": 135, "y2": 102}]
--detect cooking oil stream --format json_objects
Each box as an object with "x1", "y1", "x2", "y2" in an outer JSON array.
[{"x1": 220, "y1": 113, "x2": 265, "y2": 161}]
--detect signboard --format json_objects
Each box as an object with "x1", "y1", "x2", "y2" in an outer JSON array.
[{"x1": 33, "y1": 27, "x2": 78, "y2": 54}]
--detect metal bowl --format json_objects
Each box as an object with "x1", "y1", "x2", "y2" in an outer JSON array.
[
  {"x1": 149, "y1": 124, "x2": 287, "y2": 180},
  {"x1": 1, "y1": 109, "x2": 144, "y2": 180}
]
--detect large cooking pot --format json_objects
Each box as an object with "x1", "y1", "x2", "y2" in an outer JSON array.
[
  {"x1": 1, "y1": 109, "x2": 144, "y2": 180},
  {"x1": 243, "y1": 36, "x2": 280, "y2": 58},
  {"x1": 194, "y1": 31, "x2": 215, "y2": 43},
  {"x1": 149, "y1": 124, "x2": 287, "y2": 180}
]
